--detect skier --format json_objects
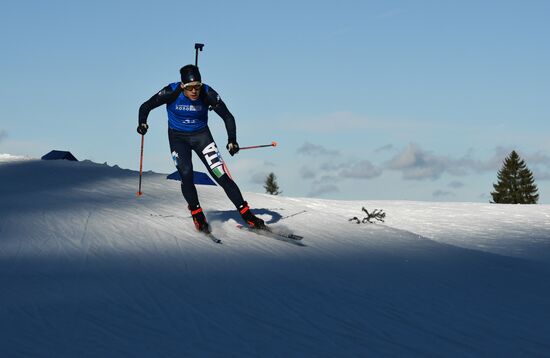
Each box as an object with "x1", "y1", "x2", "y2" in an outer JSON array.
[{"x1": 137, "y1": 64, "x2": 265, "y2": 233}]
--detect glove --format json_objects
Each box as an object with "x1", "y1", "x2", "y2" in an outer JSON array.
[
  {"x1": 137, "y1": 123, "x2": 149, "y2": 135},
  {"x1": 226, "y1": 141, "x2": 240, "y2": 156}
]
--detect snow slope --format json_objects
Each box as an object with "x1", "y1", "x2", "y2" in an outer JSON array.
[{"x1": 1, "y1": 159, "x2": 550, "y2": 357}]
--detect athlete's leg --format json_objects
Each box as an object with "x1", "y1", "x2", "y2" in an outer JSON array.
[
  {"x1": 190, "y1": 129, "x2": 266, "y2": 228},
  {"x1": 168, "y1": 130, "x2": 200, "y2": 208},
  {"x1": 191, "y1": 129, "x2": 245, "y2": 207}
]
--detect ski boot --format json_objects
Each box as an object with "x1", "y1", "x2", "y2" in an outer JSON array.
[
  {"x1": 239, "y1": 201, "x2": 266, "y2": 229},
  {"x1": 189, "y1": 204, "x2": 210, "y2": 233}
]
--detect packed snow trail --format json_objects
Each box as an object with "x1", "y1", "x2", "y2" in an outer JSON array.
[{"x1": 1, "y1": 159, "x2": 550, "y2": 357}]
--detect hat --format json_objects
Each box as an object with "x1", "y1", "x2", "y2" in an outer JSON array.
[{"x1": 180, "y1": 65, "x2": 201, "y2": 84}]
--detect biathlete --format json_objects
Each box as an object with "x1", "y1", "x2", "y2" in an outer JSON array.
[{"x1": 137, "y1": 64, "x2": 265, "y2": 233}]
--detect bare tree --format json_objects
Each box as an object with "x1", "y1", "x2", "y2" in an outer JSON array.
[{"x1": 349, "y1": 207, "x2": 386, "y2": 224}]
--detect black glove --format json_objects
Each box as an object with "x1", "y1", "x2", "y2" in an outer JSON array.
[
  {"x1": 226, "y1": 141, "x2": 240, "y2": 156},
  {"x1": 137, "y1": 123, "x2": 149, "y2": 135}
]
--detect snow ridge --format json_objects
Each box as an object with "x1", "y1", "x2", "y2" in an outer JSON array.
[{"x1": 1, "y1": 159, "x2": 549, "y2": 357}]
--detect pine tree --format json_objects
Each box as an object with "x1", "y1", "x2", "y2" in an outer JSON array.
[
  {"x1": 264, "y1": 172, "x2": 281, "y2": 195},
  {"x1": 491, "y1": 150, "x2": 539, "y2": 204}
]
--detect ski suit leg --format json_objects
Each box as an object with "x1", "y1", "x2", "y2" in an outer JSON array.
[
  {"x1": 190, "y1": 129, "x2": 245, "y2": 208},
  {"x1": 169, "y1": 129, "x2": 200, "y2": 208}
]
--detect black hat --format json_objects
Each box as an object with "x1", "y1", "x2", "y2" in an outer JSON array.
[{"x1": 180, "y1": 65, "x2": 201, "y2": 84}]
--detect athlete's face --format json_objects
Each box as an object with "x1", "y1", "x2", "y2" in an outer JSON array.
[{"x1": 182, "y1": 81, "x2": 202, "y2": 100}]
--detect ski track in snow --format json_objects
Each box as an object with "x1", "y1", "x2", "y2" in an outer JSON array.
[{"x1": 1, "y1": 159, "x2": 550, "y2": 356}]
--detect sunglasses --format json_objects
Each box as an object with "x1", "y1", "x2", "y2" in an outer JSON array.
[{"x1": 183, "y1": 83, "x2": 202, "y2": 91}]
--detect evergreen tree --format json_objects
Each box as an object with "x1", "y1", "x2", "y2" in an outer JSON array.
[
  {"x1": 264, "y1": 172, "x2": 281, "y2": 195},
  {"x1": 491, "y1": 150, "x2": 539, "y2": 204}
]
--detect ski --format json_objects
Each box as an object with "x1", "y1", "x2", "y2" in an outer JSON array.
[
  {"x1": 236, "y1": 224, "x2": 304, "y2": 245},
  {"x1": 198, "y1": 227, "x2": 222, "y2": 244},
  {"x1": 205, "y1": 232, "x2": 222, "y2": 244}
]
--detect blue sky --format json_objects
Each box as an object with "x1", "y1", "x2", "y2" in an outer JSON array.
[{"x1": 1, "y1": 0, "x2": 549, "y2": 203}]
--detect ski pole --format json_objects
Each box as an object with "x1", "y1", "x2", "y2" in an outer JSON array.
[
  {"x1": 136, "y1": 134, "x2": 144, "y2": 196},
  {"x1": 195, "y1": 43, "x2": 204, "y2": 67},
  {"x1": 240, "y1": 141, "x2": 278, "y2": 151}
]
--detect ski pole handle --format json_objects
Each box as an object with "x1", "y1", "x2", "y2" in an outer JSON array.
[
  {"x1": 240, "y1": 141, "x2": 278, "y2": 150},
  {"x1": 137, "y1": 134, "x2": 144, "y2": 196}
]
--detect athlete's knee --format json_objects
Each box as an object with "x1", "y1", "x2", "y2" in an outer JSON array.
[
  {"x1": 177, "y1": 165, "x2": 193, "y2": 181},
  {"x1": 215, "y1": 173, "x2": 230, "y2": 184},
  {"x1": 217, "y1": 175, "x2": 239, "y2": 191}
]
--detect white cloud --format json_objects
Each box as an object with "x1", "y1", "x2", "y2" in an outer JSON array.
[
  {"x1": 386, "y1": 143, "x2": 448, "y2": 180},
  {"x1": 387, "y1": 143, "x2": 424, "y2": 168},
  {"x1": 384, "y1": 144, "x2": 546, "y2": 181},
  {"x1": 525, "y1": 151, "x2": 550, "y2": 166},
  {"x1": 448, "y1": 181, "x2": 464, "y2": 189},
  {"x1": 308, "y1": 176, "x2": 340, "y2": 197},
  {"x1": 320, "y1": 161, "x2": 349, "y2": 171},
  {"x1": 340, "y1": 160, "x2": 382, "y2": 179},
  {"x1": 299, "y1": 166, "x2": 316, "y2": 179},
  {"x1": 533, "y1": 171, "x2": 550, "y2": 181},
  {"x1": 472, "y1": 146, "x2": 513, "y2": 172},
  {"x1": 297, "y1": 142, "x2": 340, "y2": 157},
  {"x1": 479, "y1": 147, "x2": 550, "y2": 174},
  {"x1": 433, "y1": 190, "x2": 454, "y2": 198},
  {"x1": 308, "y1": 183, "x2": 340, "y2": 197},
  {"x1": 316, "y1": 159, "x2": 382, "y2": 181},
  {"x1": 375, "y1": 144, "x2": 394, "y2": 153},
  {"x1": 296, "y1": 142, "x2": 550, "y2": 199},
  {"x1": 251, "y1": 172, "x2": 270, "y2": 185}
]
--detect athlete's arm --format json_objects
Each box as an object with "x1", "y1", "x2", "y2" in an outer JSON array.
[
  {"x1": 205, "y1": 86, "x2": 237, "y2": 143},
  {"x1": 138, "y1": 85, "x2": 183, "y2": 126}
]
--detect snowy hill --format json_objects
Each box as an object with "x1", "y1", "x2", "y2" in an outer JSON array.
[{"x1": 1, "y1": 158, "x2": 550, "y2": 357}]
